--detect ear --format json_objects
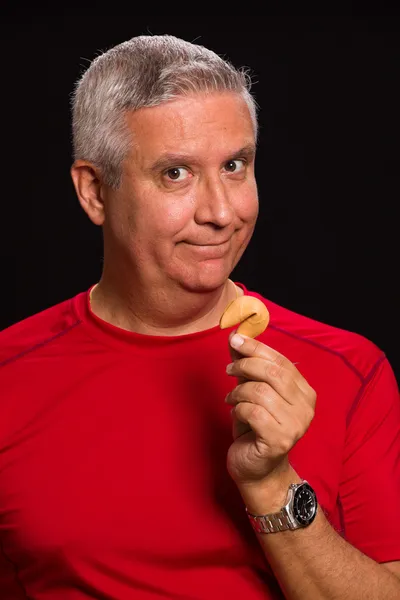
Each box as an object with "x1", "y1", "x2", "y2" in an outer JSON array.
[{"x1": 70, "y1": 160, "x2": 106, "y2": 226}]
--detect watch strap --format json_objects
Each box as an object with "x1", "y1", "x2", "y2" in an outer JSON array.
[{"x1": 246, "y1": 506, "x2": 296, "y2": 533}]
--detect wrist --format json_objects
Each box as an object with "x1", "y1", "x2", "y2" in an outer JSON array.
[{"x1": 237, "y1": 462, "x2": 302, "y2": 515}]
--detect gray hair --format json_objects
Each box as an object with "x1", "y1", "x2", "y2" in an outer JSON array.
[{"x1": 71, "y1": 34, "x2": 258, "y2": 188}]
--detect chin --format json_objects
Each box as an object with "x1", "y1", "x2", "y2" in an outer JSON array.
[{"x1": 178, "y1": 262, "x2": 233, "y2": 293}]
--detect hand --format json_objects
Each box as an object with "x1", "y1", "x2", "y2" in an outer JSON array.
[{"x1": 225, "y1": 332, "x2": 316, "y2": 489}]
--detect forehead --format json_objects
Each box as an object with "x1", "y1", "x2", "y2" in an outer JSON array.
[{"x1": 125, "y1": 92, "x2": 255, "y2": 164}]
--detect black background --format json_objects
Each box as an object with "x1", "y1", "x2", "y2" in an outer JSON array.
[{"x1": 1, "y1": 14, "x2": 399, "y2": 381}]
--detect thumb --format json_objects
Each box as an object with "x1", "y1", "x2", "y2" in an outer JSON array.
[
  {"x1": 228, "y1": 330, "x2": 247, "y2": 385},
  {"x1": 228, "y1": 329, "x2": 246, "y2": 362}
]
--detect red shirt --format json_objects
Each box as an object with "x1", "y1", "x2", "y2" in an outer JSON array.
[{"x1": 1, "y1": 284, "x2": 399, "y2": 599}]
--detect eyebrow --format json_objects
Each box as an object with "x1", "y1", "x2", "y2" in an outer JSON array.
[{"x1": 148, "y1": 143, "x2": 256, "y2": 173}]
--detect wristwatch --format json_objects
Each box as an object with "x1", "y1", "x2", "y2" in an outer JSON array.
[{"x1": 246, "y1": 481, "x2": 317, "y2": 534}]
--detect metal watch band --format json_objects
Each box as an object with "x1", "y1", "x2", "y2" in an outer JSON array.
[{"x1": 246, "y1": 507, "x2": 295, "y2": 533}]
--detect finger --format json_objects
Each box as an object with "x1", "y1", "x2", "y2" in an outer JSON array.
[
  {"x1": 226, "y1": 380, "x2": 293, "y2": 424},
  {"x1": 226, "y1": 356, "x2": 303, "y2": 405},
  {"x1": 226, "y1": 380, "x2": 315, "y2": 442},
  {"x1": 229, "y1": 331, "x2": 285, "y2": 362},
  {"x1": 234, "y1": 401, "x2": 300, "y2": 457},
  {"x1": 228, "y1": 332, "x2": 315, "y2": 400},
  {"x1": 233, "y1": 401, "x2": 283, "y2": 450},
  {"x1": 231, "y1": 408, "x2": 252, "y2": 440}
]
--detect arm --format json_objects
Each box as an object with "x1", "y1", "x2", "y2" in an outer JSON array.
[
  {"x1": 225, "y1": 334, "x2": 400, "y2": 600},
  {"x1": 239, "y1": 465, "x2": 400, "y2": 600}
]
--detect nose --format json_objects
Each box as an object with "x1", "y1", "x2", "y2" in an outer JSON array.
[{"x1": 194, "y1": 174, "x2": 235, "y2": 228}]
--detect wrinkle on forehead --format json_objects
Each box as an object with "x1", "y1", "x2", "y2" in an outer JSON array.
[{"x1": 124, "y1": 92, "x2": 255, "y2": 170}]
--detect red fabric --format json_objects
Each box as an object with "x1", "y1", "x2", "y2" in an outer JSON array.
[{"x1": 0, "y1": 284, "x2": 399, "y2": 599}]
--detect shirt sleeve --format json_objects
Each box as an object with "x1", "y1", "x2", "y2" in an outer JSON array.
[{"x1": 339, "y1": 356, "x2": 400, "y2": 563}]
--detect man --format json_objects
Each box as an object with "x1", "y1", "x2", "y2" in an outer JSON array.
[{"x1": 0, "y1": 34, "x2": 399, "y2": 599}]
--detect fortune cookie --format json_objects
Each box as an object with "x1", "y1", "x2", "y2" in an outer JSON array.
[{"x1": 219, "y1": 296, "x2": 270, "y2": 338}]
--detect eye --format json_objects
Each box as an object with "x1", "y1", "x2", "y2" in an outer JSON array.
[
  {"x1": 224, "y1": 159, "x2": 246, "y2": 173},
  {"x1": 165, "y1": 167, "x2": 190, "y2": 181}
]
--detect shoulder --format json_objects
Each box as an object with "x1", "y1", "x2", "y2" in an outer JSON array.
[
  {"x1": 241, "y1": 285, "x2": 385, "y2": 381},
  {"x1": 0, "y1": 292, "x2": 85, "y2": 369}
]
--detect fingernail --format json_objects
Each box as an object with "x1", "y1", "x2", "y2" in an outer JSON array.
[
  {"x1": 230, "y1": 334, "x2": 244, "y2": 349},
  {"x1": 226, "y1": 363, "x2": 234, "y2": 374}
]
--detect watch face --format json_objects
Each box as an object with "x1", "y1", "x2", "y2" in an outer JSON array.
[{"x1": 293, "y1": 483, "x2": 317, "y2": 526}]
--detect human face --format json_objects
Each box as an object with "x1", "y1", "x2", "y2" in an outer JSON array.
[{"x1": 102, "y1": 92, "x2": 259, "y2": 293}]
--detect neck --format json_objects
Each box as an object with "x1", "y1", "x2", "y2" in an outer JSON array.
[{"x1": 89, "y1": 276, "x2": 241, "y2": 336}]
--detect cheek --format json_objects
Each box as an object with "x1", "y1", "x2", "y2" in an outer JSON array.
[
  {"x1": 165, "y1": 197, "x2": 195, "y2": 229},
  {"x1": 237, "y1": 182, "x2": 259, "y2": 222},
  {"x1": 118, "y1": 185, "x2": 195, "y2": 239},
  {"x1": 140, "y1": 191, "x2": 196, "y2": 238}
]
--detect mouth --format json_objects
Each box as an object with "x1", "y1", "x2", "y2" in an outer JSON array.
[
  {"x1": 185, "y1": 239, "x2": 231, "y2": 247},
  {"x1": 181, "y1": 239, "x2": 231, "y2": 258}
]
